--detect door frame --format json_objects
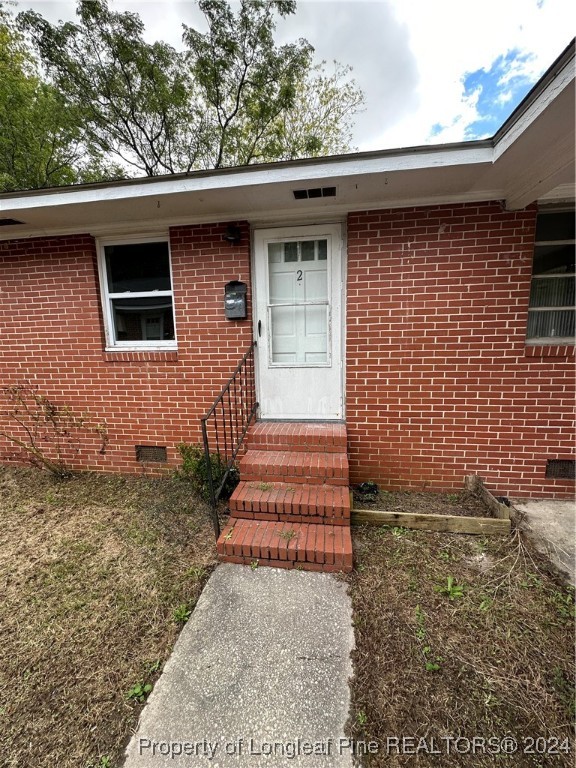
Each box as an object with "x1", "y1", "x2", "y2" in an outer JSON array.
[{"x1": 251, "y1": 221, "x2": 346, "y2": 420}]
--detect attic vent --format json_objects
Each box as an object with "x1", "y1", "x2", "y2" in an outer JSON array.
[
  {"x1": 293, "y1": 186, "x2": 336, "y2": 200},
  {"x1": 135, "y1": 445, "x2": 167, "y2": 463},
  {"x1": 545, "y1": 459, "x2": 575, "y2": 479},
  {"x1": 0, "y1": 218, "x2": 24, "y2": 226}
]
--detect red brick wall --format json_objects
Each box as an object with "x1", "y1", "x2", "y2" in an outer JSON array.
[
  {"x1": 0, "y1": 222, "x2": 252, "y2": 473},
  {"x1": 346, "y1": 202, "x2": 575, "y2": 499},
  {"x1": 1, "y1": 203, "x2": 574, "y2": 498}
]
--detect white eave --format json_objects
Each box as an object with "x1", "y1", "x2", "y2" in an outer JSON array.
[{"x1": 0, "y1": 40, "x2": 573, "y2": 240}]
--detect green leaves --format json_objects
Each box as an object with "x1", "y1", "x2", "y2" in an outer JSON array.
[
  {"x1": 434, "y1": 576, "x2": 465, "y2": 600},
  {"x1": 0, "y1": 3, "x2": 120, "y2": 190},
  {"x1": 4, "y1": 0, "x2": 365, "y2": 188}
]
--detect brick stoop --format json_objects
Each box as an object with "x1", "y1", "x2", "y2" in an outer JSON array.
[{"x1": 216, "y1": 422, "x2": 352, "y2": 573}]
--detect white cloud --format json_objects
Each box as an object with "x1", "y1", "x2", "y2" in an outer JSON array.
[
  {"x1": 15, "y1": 0, "x2": 576, "y2": 153},
  {"x1": 362, "y1": 0, "x2": 575, "y2": 149}
]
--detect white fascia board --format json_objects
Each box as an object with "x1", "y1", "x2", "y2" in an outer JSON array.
[
  {"x1": 0, "y1": 145, "x2": 494, "y2": 214},
  {"x1": 493, "y1": 54, "x2": 575, "y2": 162}
]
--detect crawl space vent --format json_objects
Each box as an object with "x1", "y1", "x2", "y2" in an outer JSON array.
[
  {"x1": 0, "y1": 218, "x2": 24, "y2": 226},
  {"x1": 135, "y1": 445, "x2": 167, "y2": 463},
  {"x1": 545, "y1": 459, "x2": 575, "y2": 480},
  {"x1": 293, "y1": 186, "x2": 336, "y2": 200}
]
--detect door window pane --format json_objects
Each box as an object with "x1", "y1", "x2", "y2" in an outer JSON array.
[
  {"x1": 301, "y1": 241, "x2": 315, "y2": 261},
  {"x1": 284, "y1": 242, "x2": 298, "y2": 262}
]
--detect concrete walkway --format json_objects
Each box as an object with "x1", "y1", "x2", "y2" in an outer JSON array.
[
  {"x1": 123, "y1": 564, "x2": 355, "y2": 767},
  {"x1": 512, "y1": 499, "x2": 575, "y2": 586}
]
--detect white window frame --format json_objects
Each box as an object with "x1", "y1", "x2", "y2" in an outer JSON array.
[
  {"x1": 96, "y1": 234, "x2": 177, "y2": 351},
  {"x1": 526, "y1": 208, "x2": 575, "y2": 345}
]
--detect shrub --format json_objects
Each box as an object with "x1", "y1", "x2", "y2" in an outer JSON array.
[
  {"x1": 0, "y1": 383, "x2": 108, "y2": 479},
  {"x1": 176, "y1": 443, "x2": 238, "y2": 501}
]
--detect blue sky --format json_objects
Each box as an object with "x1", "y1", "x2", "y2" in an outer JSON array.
[
  {"x1": 16, "y1": 0, "x2": 576, "y2": 152},
  {"x1": 432, "y1": 49, "x2": 539, "y2": 141}
]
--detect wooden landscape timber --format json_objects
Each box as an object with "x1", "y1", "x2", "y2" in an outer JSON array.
[
  {"x1": 464, "y1": 474, "x2": 513, "y2": 520},
  {"x1": 350, "y1": 477, "x2": 514, "y2": 535}
]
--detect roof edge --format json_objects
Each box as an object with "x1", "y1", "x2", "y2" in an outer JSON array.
[
  {"x1": 492, "y1": 37, "x2": 575, "y2": 145},
  {"x1": 0, "y1": 141, "x2": 493, "y2": 202}
]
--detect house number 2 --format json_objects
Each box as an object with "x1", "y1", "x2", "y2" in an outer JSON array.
[{"x1": 296, "y1": 270, "x2": 303, "y2": 282}]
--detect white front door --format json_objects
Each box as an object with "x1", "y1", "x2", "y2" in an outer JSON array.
[{"x1": 254, "y1": 224, "x2": 343, "y2": 420}]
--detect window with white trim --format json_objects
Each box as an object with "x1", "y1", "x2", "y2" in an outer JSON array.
[
  {"x1": 527, "y1": 209, "x2": 575, "y2": 343},
  {"x1": 97, "y1": 237, "x2": 176, "y2": 349}
]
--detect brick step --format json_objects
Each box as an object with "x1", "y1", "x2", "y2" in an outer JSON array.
[
  {"x1": 239, "y1": 450, "x2": 349, "y2": 486},
  {"x1": 229, "y1": 481, "x2": 350, "y2": 525},
  {"x1": 247, "y1": 421, "x2": 347, "y2": 453},
  {"x1": 217, "y1": 519, "x2": 353, "y2": 573}
]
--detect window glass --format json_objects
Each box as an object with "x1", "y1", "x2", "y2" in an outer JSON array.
[
  {"x1": 533, "y1": 244, "x2": 575, "y2": 275},
  {"x1": 527, "y1": 310, "x2": 575, "y2": 339},
  {"x1": 301, "y1": 241, "x2": 315, "y2": 261},
  {"x1": 529, "y1": 277, "x2": 575, "y2": 308},
  {"x1": 100, "y1": 238, "x2": 176, "y2": 347},
  {"x1": 284, "y1": 242, "x2": 298, "y2": 262},
  {"x1": 111, "y1": 297, "x2": 175, "y2": 341},
  {"x1": 105, "y1": 242, "x2": 171, "y2": 292},
  {"x1": 527, "y1": 211, "x2": 575, "y2": 342},
  {"x1": 535, "y1": 211, "x2": 575, "y2": 242}
]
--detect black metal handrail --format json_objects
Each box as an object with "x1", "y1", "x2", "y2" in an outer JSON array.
[{"x1": 201, "y1": 341, "x2": 258, "y2": 537}]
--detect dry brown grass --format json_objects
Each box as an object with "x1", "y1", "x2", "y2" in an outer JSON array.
[
  {"x1": 348, "y1": 524, "x2": 575, "y2": 767},
  {"x1": 0, "y1": 466, "x2": 218, "y2": 768}
]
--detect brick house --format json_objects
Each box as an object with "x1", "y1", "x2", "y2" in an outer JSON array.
[{"x1": 0, "y1": 43, "x2": 574, "y2": 570}]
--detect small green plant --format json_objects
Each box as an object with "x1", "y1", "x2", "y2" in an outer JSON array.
[
  {"x1": 415, "y1": 604, "x2": 426, "y2": 640},
  {"x1": 127, "y1": 681, "x2": 153, "y2": 703},
  {"x1": 550, "y1": 666, "x2": 576, "y2": 719},
  {"x1": 250, "y1": 559, "x2": 259, "y2": 570},
  {"x1": 520, "y1": 572, "x2": 543, "y2": 589},
  {"x1": 176, "y1": 443, "x2": 238, "y2": 500},
  {"x1": 414, "y1": 605, "x2": 442, "y2": 671},
  {"x1": 392, "y1": 526, "x2": 410, "y2": 538},
  {"x1": 435, "y1": 576, "x2": 465, "y2": 600},
  {"x1": 479, "y1": 596, "x2": 493, "y2": 612},
  {"x1": 278, "y1": 529, "x2": 297, "y2": 541},
  {"x1": 146, "y1": 659, "x2": 162, "y2": 675},
  {"x1": 186, "y1": 566, "x2": 207, "y2": 581},
  {"x1": 86, "y1": 757, "x2": 112, "y2": 768},
  {"x1": 549, "y1": 587, "x2": 575, "y2": 621},
  {"x1": 422, "y1": 644, "x2": 443, "y2": 672},
  {"x1": 172, "y1": 604, "x2": 192, "y2": 623},
  {"x1": 438, "y1": 548, "x2": 457, "y2": 563},
  {"x1": 356, "y1": 710, "x2": 367, "y2": 726},
  {"x1": 254, "y1": 482, "x2": 273, "y2": 491}
]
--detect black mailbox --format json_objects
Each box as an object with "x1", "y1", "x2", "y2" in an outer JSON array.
[{"x1": 224, "y1": 280, "x2": 247, "y2": 320}]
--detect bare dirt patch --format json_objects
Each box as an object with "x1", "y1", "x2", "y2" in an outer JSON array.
[
  {"x1": 0, "y1": 466, "x2": 218, "y2": 768},
  {"x1": 353, "y1": 487, "x2": 492, "y2": 517},
  {"x1": 348, "y1": 524, "x2": 575, "y2": 767}
]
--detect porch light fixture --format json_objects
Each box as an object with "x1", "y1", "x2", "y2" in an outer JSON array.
[{"x1": 224, "y1": 225, "x2": 242, "y2": 244}]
